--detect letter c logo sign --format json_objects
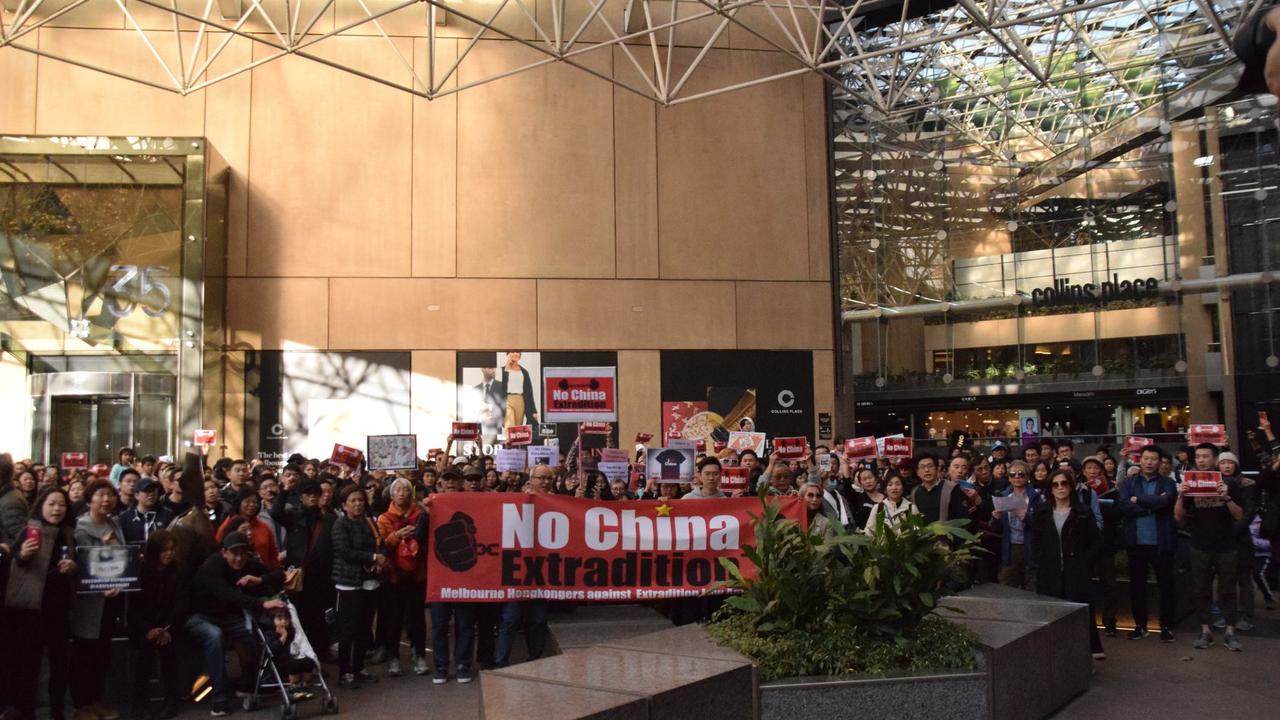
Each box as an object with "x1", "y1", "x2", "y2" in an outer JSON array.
[
  {"x1": 270, "y1": 423, "x2": 285, "y2": 437},
  {"x1": 777, "y1": 390, "x2": 795, "y2": 408}
]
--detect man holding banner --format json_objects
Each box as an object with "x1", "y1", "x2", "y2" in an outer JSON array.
[{"x1": 493, "y1": 463, "x2": 556, "y2": 667}]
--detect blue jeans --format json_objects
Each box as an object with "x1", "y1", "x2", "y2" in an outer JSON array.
[
  {"x1": 429, "y1": 603, "x2": 475, "y2": 674},
  {"x1": 494, "y1": 600, "x2": 548, "y2": 668},
  {"x1": 184, "y1": 613, "x2": 252, "y2": 703}
]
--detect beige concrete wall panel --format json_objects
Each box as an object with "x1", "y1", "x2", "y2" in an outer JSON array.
[
  {"x1": 18, "y1": 0, "x2": 124, "y2": 29},
  {"x1": 802, "y1": 72, "x2": 829, "y2": 281},
  {"x1": 645, "y1": 1, "x2": 730, "y2": 49},
  {"x1": 34, "y1": 29, "x2": 206, "y2": 136},
  {"x1": 656, "y1": 49, "x2": 808, "y2": 280},
  {"x1": 431, "y1": 0, "x2": 539, "y2": 42},
  {"x1": 536, "y1": 0, "x2": 629, "y2": 46},
  {"x1": 617, "y1": 350, "x2": 660, "y2": 448},
  {"x1": 727, "y1": 5, "x2": 821, "y2": 52},
  {"x1": 328, "y1": 278, "x2": 537, "y2": 349},
  {"x1": 0, "y1": 49, "x2": 37, "y2": 134},
  {"x1": 613, "y1": 46, "x2": 659, "y2": 279},
  {"x1": 246, "y1": 36, "x2": 412, "y2": 276},
  {"x1": 885, "y1": 317, "x2": 925, "y2": 374},
  {"x1": 204, "y1": 33, "x2": 254, "y2": 277},
  {"x1": 456, "y1": 41, "x2": 615, "y2": 278},
  {"x1": 734, "y1": 281, "x2": 831, "y2": 349},
  {"x1": 411, "y1": 350, "x2": 457, "y2": 450},
  {"x1": 412, "y1": 37, "x2": 459, "y2": 276},
  {"x1": 812, "y1": 349, "x2": 834, "y2": 439},
  {"x1": 536, "y1": 279, "x2": 735, "y2": 348},
  {"x1": 222, "y1": 350, "x2": 247, "y2": 460},
  {"x1": 227, "y1": 277, "x2": 330, "y2": 350}
]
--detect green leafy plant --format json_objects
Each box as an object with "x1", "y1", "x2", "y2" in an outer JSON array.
[
  {"x1": 709, "y1": 491, "x2": 980, "y2": 679},
  {"x1": 716, "y1": 490, "x2": 978, "y2": 639}
]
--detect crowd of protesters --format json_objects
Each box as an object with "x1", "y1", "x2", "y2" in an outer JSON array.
[{"x1": 1, "y1": 420, "x2": 1278, "y2": 720}]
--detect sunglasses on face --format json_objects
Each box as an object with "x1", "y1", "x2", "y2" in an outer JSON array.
[
  {"x1": 1009, "y1": 471, "x2": 1027, "y2": 477},
  {"x1": 1051, "y1": 480, "x2": 1072, "y2": 488}
]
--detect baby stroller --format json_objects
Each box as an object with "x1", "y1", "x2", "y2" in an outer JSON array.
[{"x1": 243, "y1": 598, "x2": 338, "y2": 719}]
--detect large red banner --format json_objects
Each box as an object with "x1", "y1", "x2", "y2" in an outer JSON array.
[{"x1": 426, "y1": 493, "x2": 803, "y2": 602}]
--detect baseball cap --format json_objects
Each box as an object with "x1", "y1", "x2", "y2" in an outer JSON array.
[
  {"x1": 462, "y1": 466, "x2": 484, "y2": 480},
  {"x1": 135, "y1": 477, "x2": 160, "y2": 494},
  {"x1": 991, "y1": 440, "x2": 1007, "y2": 450},
  {"x1": 1232, "y1": 5, "x2": 1275, "y2": 95},
  {"x1": 1218, "y1": 451, "x2": 1240, "y2": 465},
  {"x1": 222, "y1": 532, "x2": 251, "y2": 551},
  {"x1": 299, "y1": 479, "x2": 322, "y2": 496}
]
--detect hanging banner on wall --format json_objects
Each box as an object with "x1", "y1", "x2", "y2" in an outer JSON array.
[
  {"x1": 543, "y1": 367, "x2": 618, "y2": 422},
  {"x1": 425, "y1": 493, "x2": 804, "y2": 602},
  {"x1": 1188, "y1": 424, "x2": 1227, "y2": 446}
]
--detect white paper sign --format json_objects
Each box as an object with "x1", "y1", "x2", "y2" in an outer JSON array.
[
  {"x1": 527, "y1": 445, "x2": 559, "y2": 467},
  {"x1": 993, "y1": 494, "x2": 1029, "y2": 513},
  {"x1": 495, "y1": 449, "x2": 528, "y2": 473},
  {"x1": 597, "y1": 461, "x2": 630, "y2": 482}
]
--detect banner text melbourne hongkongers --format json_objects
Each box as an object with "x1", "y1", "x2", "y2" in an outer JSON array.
[{"x1": 426, "y1": 494, "x2": 803, "y2": 602}]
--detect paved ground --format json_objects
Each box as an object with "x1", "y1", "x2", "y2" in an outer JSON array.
[
  {"x1": 145, "y1": 599, "x2": 1280, "y2": 720},
  {"x1": 1053, "y1": 602, "x2": 1280, "y2": 720}
]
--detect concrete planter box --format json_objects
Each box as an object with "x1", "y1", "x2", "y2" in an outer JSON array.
[
  {"x1": 761, "y1": 669, "x2": 989, "y2": 720},
  {"x1": 759, "y1": 586, "x2": 1091, "y2": 720}
]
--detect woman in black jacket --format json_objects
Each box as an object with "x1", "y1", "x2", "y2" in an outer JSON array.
[
  {"x1": 1032, "y1": 469, "x2": 1104, "y2": 659},
  {"x1": 5, "y1": 486, "x2": 78, "y2": 720},
  {"x1": 129, "y1": 529, "x2": 189, "y2": 719},
  {"x1": 331, "y1": 485, "x2": 386, "y2": 689}
]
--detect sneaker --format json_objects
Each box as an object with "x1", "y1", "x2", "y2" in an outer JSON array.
[
  {"x1": 1236, "y1": 618, "x2": 1254, "y2": 632},
  {"x1": 354, "y1": 670, "x2": 379, "y2": 685},
  {"x1": 1193, "y1": 632, "x2": 1213, "y2": 649},
  {"x1": 1159, "y1": 627, "x2": 1175, "y2": 643},
  {"x1": 1212, "y1": 616, "x2": 1227, "y2": 629},
  {"x1": 412, "y1": 654, "x2": 429, "y2": 676},
  {"x1": 1103, "y1": 625, "x2": 1117, "y2": 638},
  {"x1": 456, "y1": 668, "x2": 473, "y2": 684},
  {"x1": 209, "y1": 702, "x2": 231, "y2": 718},
  {"x1": 386, "y1": 659, "x2": 402, "y2": 677},
  {"x1": 1127, "y1": 627, "x2": 1149, "y2": 640},
  {"x1": 339, "y1": 673, "x2": 361, "y2": 690},
  {"x1": 432, "y1": 670, "x2": 448, "y2": 685},
  {"x1": 366, "y1": 648, "x2": 388, "y2": 665},
  {"x1": 1091, "y1": 652, "x2": 1107, "y2": 660},
  {"x1": 1224, "y1": 631, "x2": 1242, "y2": 652}
]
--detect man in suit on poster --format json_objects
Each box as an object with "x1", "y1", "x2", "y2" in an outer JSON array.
[{"x1": 474, "y1": 367, "x2": 506, "y2": 443}]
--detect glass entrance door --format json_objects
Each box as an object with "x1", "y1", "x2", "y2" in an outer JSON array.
[
  {"x1": 31, "y1": 372, "x2": 176, "y2": 465},
  {"x1": 49, "y1": 397, "x2": 133, "y2": 466}
]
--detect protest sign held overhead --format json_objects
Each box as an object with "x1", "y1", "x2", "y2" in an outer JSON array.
[
  {"x1": 646, "y1": 447, "x2": 695, "y2": 482},
  {"x1": 331, "y1": 443, "x2": 363, "y2": 468},
  {"x1": 426, "y1": 493, "x2": 804, "y2": 602},
  {"x1": 844, "y1": 436, "x2": 876, "y2": 459},
  {"x1": 527, "y1": 445, "x2": 559, "y2": 467},
  {"x1": 452, "y1": 422, "x2": 481, "y2": 441},
  {"x1": 367, "y1": 434, "x2": 418, "y2": 471},
  {"x1": 495, "y1": 449, "x2": 528, "y2": 473},
  {"x1": 506, "y1": 425, "x2": 533, "y2": 446},
  {"x1": 61, "y1": 451, "x2": 88, "y2": 468},
  {"x1": 727, "y1": 431, "x2": 766, "y2": 455},
  {"x1": 597, "y1": 461, "x2": 630, "y2": 483},
  {"x1": 772, "y1": 437, "x2": 808, "y2": 461},
  {"x1": 1188, "y1": 424, "x2": 1227, "y2": 446},
  {"x1": 543, "y1": 367, "x2": 617, "y2": 422},
  {"x1": 880, "y1": 436, "x2": 912, "y2": 459},
  {"x1": 1122, "y1": 436, "x2": 1154, "y2": 455}
]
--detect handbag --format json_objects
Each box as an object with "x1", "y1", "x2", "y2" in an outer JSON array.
[{"x1": 284, "y1": 516, "x2": 327, "y2": 595}]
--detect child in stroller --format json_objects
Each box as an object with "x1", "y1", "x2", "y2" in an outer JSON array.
[
  {"x1": 244, "y1": 598, "x2": 338, "y2": 719},
  {"x1": 266, "y1": 608, "x2": 316, "y2": 700}
]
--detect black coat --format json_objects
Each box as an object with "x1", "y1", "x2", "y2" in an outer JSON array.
[
  {"x1": 1030, "y1": 503, "x2": 1101, "y2": 604},
  {"x1": 330, "y1": 514, "x2": 380, "y2": 587}
]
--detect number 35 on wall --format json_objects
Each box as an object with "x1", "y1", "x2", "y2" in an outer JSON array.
[{"x1": 104, "y1": 265, "x2": 172, "y2": 319}]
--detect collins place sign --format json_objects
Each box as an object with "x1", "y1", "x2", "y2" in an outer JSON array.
[{"x1": 1029, "y1": 275, "x2": 1161, "y2": 308}]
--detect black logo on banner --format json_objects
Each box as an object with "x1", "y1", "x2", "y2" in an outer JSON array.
[{"x1": 434, "y1": 512, "x2": 479, "y2": 571}]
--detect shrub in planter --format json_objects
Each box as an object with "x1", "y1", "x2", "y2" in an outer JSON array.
[{"x1": 709, "y1": 491, "x2": 980, "y2": 679}]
